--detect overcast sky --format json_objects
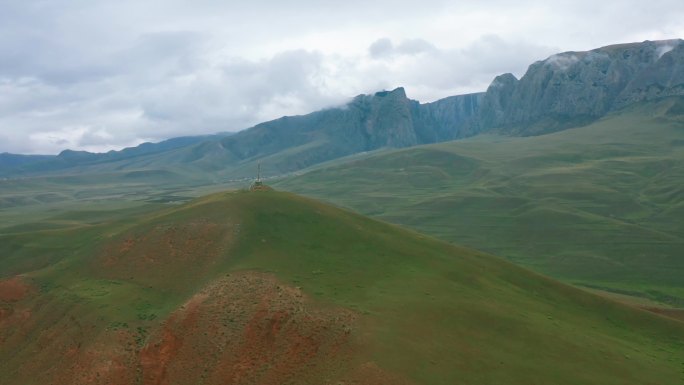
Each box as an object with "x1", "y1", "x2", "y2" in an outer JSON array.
[{"x1": 1, "y1": 0, "x2": 683, "y2": 154}]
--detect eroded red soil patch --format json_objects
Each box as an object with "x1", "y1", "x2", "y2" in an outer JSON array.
[
  {"x1": 49, "y1": 328, "x2": 139, "y2": 385},
  {"x1": 0, "y1": 271, "x2": 410, "y2": 385},
  {"x1": 140, "y1": 272, "x2": 360, "y2": 385},
  {"x1": 0, "y1": 276, "x2": 34, "y2": 302},
  {"x1": 0, "y1": 292, "x2": 139, "y2": 385},
  {"x1": 0, "y1": 276, "x2": 35, "y2": 327}
]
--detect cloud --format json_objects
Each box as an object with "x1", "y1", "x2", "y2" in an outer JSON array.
[
  {"x1": 0, "y1": 0, "x2": 682, "y2": 154},
  {"x1": 369, "y1": 38, "x2": 394, "y2": 58},
  {"x1": 137, "y1": 49, "x2": 351, "y2": 133},
  {"x1": 544, "y1": 53, "x2": 581, "y2": 71},
  {"x1": 369, "y1": 38, "x2": 436, "y2": 59},
  {"x1": 365, "y1": 35, "x2": 557, "y2": 100},
  {"x1": 656, "y1": 40, "x2": 680, "y2": 58}
]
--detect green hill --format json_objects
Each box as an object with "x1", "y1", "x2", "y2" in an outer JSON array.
[
  {"x1": 276, "y1": 97, "x2": 684, "y2": 309},
  {"x1": 1, "y1": 190, "x2": 683, "y2": 384}
]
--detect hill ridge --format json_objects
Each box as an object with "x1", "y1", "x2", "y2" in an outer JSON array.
[{"x1": 1, "y1": 189, "x2": 684, "y2": 384}]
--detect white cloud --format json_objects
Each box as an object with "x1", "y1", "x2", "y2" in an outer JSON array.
[
  {"x1": 656, "y1": 40, "x2": 679, "y2": 58},
  {"x1": 545, "y1": 54, "x2": 581, "y2": 71},
  {"x1": 0, "y1": 0, "x2": 682, "y2": 154}
]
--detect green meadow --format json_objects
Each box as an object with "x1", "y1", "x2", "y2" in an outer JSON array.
[
  {"x1": 277, "y1": 98, "x2": 684, "y2": 307},
  {"x1": 2, "y1": 191, "x2": 683, "y2": 384}
]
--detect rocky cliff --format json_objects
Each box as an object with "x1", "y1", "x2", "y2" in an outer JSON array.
[
  {"x1": 212, "y1": 87, "x2": 482, "y2": 170},
  {"x1": 223, "y1": 38, "x2": 684, "y2": 161},
  {"x1": 413, "y1": 93, "x2": 484, "y2": 143},
  {"x1": 479, "y1": 39, "x2": 684, "y2": 134}
]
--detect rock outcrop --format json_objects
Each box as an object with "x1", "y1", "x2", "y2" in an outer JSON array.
[
  {"x1": 479, "y1": 39, "x2": 684, "y2": 134},
  {"x1": 213, "y1": 87, "x2": 481, "y2": 171},
  {"x1": 413, "y1": 92, "x2": 484, "y2": 143},
  {"x1": 615, "y1": 41, "x2": 684, "y2": 108},
  {"x1": 478, "y1": 73, "x2": 519, "y2": 130}
]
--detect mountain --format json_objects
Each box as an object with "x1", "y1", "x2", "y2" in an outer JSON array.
[
  {"x1": 58, "y1": 136, "x2": 211, "y2": 163},
  {"x1": 1, "y1": 190, "x2": 683, "y2": 384},
  {"x1": 412, "y1": 92, "x2": 483, "y2": 142},
  {"x1": 479, "y1": 39, "x2": 684, "y2": 134},
  {"x1": 201, "y1": 38, "x2": 683, "y2": 172},
  {"x1": 1, "y1": 88, "x2": 484, "y2": 180},
  {"x1": 0, "y1": 153, "x2": 54, "y2": 169},
  {"x1": 0, "y1": 135, "x2": 223, "y2": 177},
  {"x1": 188, "y1": 88, "x2": 484, "y2": 174},
  {"x1": 2, "y1": 39, "x2": 682, "y2": 205}
]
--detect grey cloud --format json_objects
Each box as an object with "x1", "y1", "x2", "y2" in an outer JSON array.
[
  {"x1": 369, "y1": 38, "x2": 394, "y2": 58},
  {"x1": 460, "y1": 35, "x2": 558, "y2": 75},
  {"x1": 77, "y1": 127, "x2": 116, "y2": 147},
  {"x1": 118, "y1": 32, "x2": 206, "y2": 82},
  {"x1": 364, "y1": 35, "x2": 557, "y2": 101},
  {"x1": 397, "y1": 39, "x2": 436, "y2": 55},
  {"x1": 0, "y1": 0, "x2": 682, "y2": 154},
  {"x1": 139, "y1": 49, "x2": 344, "y2": 135},
  {"x1": 369, "y1": 38, "x2": 436, "y2": 58}
]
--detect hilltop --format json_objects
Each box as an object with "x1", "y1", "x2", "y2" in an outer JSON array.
[{"x1": 1, "y1": 190, "x2": 683, "y2": 384}]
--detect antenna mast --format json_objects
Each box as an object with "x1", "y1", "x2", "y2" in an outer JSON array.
[{"x1": 250, "y1": 162, "x2": 266, "y2": 191}]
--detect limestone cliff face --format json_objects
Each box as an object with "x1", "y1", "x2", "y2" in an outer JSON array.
[
  {"x1": 479, "y1": 39, "x2": 684, "y2": 133},
  {"x1": 216, "y1": 87, "x2": 480, "y2": 170},
  {"x1": 615, "y1": 41, "x2": 684, "y2": 108},
  {"x1": 478, "y1": 73, "x2": 518, "y2": 130},
  {"x1": 212, "y1": 87, "x2": 421, "y2": 172},
  {"x1": 351, "y1": 87, "x2": 418, "y2": 149},
  {"x1": 413, "y1": 93, "x2": 484, "y2": 143}
]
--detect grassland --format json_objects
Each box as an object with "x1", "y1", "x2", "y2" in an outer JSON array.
[
  {"x1": 1, "y1": 97, "x2": 683, "y2": 383},
  {"x1": 1, "y1": 190, "x2": 683, "y2": 384},
  {"x1": 276, "y1": 97, "x2": 684, "y2": 309}
]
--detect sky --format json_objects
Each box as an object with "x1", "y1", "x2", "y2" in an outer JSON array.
[{"x1": 1, "y1": 1, "x2": 683, "y2": 154}]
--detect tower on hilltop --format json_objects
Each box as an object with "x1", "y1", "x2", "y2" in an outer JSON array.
[{"x1": 249, "y1": 163, "x2": 269, "y2": 191}]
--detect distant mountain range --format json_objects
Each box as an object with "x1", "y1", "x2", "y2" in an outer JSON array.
[{"x1": 2, "y1": 39, "x2": 682, "y2": 178}]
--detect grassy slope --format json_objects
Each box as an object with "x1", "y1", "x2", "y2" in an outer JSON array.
[
  {"x1": 1, "y1": 190, "x2": 684, "y2": 384},
  {"x1": 276, "y1": 97, "x2": 684, "y2": 305}
]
